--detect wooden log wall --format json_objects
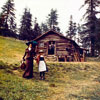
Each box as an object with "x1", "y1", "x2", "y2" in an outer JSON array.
[{"x1": 35, "y1": 32, "x2": 84, "y2": 62}]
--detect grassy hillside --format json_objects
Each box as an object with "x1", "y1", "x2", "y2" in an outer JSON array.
[
  {"x1": 86, "y1": 57, "x2": 100, "y2": 62},
  {"x1": 0, "y1": 61, "x2": 100, "y2": 100},
  {"x1": 0, "y1": 36, "x2": 26, "y2": 64},
  {"x1": 0, "y1": 36, "x2": 100, "y2": 100}
]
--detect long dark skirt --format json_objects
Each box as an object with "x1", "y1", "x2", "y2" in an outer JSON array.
[{"x1": 23, "y1": 58, "x2": 33, "y2": 78}]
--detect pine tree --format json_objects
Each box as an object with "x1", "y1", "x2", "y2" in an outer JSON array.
[
  {"x1": 1, "y1": 0, "x2": 17, "y2": 33},
  {"x1": 32, "y1": 17, "x2": 41, "y2": 39},
  {"x1": 81, "y1": 0, "x2": 100, "y2": 56},
  {"x1": 19, "y1": 8, "x2": 33, "y2": 40},
  {"x1": 40, "y1": 22, "x2": 49, "y2": 33},
  {"x1": 66, "y1": 15, "x2": 77, "y2": 40},
  {"x1": 47, "y1": 9, "x2": 60, "y2": 32},
  {"x1": 0, "y1": 13, "x2": 5, "y2": 30},
  {"x1": 95, "y1": 18, "x2": 100, "y2": 56},
  {"x1": 77, "y1": 24, "x2": 82, "y2": 45},
  {"x1": 77, "y1": 24, "x2": 89, "y2": 48}
]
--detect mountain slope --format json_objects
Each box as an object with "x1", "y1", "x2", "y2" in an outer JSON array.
[{"x1": 0, "y1": 36, "x2": 26, "y2": 64}]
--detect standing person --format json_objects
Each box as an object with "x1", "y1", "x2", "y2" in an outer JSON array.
[
  {"x1": 23, "y1": 41, "x2": 37, "y2": 79},
  {"x1": 48, "y1": 41, "x2": 55, "y2": 55},
  {"x1": 37, "y1": 50, "x2": 47, "y2": 80}
]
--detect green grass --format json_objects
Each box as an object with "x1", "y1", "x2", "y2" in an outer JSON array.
[
  {"x1": 0, "y1": 36, "x2": 26, "y2": 64},
  {"x1": 0, "y1": 36, "x2": 100, "y2": 100},
  {"x1": 0, "y1": 61, "x2": 100, "y2": 100},
  {"x1": 86, "y1": 57, "x2": 100, "y2": 62}
]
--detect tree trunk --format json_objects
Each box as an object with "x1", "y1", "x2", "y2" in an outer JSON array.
[{"x1": 91, "y1": 36, "x2": 95, "y2": 56}]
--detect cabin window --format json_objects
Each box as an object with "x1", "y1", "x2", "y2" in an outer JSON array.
[
  {"x1": 39, "y1": 42, "x2": 44, "y2": 47},
  {"x1": 48, "y1": 41, "x2": 55, "y2": 55}
]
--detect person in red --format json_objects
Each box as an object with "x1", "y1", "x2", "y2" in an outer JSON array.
[{"x1": 23, "y1": 41, "x2": 37, "y2": 79}]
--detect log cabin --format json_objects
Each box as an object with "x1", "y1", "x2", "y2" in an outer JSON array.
[{"x1": 34, "y1": 30, "x2": 86, "y2": 62}]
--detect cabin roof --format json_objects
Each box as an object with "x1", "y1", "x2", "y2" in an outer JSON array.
[
  {"x1": 34, "y1": 30, "x2": 69, "y2": 41},
  {"x1": 34, "y1": 30, "x2": 80, "y2": 48}
]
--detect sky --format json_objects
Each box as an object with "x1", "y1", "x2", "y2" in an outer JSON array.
[{"x1": 0, "y1": 0, "x2": 86, "y2": 35}]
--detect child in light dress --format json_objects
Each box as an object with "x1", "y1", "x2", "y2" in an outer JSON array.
[{"x1": 36, "y1": 50, "x2": 47, "y2": 80}]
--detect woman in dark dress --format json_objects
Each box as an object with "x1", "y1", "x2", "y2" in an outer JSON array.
[{"x1": 23, "y1": 43, "x2": 36, "y2": 79}]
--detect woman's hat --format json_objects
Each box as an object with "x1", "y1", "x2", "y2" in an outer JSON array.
[
  {"x1": 26, "y1": 41, "x2": 38, "y2": 46},
  {"x1": 39, "y1": 49, "x2": 44, "y2": 53}
]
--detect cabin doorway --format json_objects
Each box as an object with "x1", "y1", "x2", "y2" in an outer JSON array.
[
  {"x1": 59, "y1": 57, "x2": 65, "y2": 62},
  {"x1": 48, "y1": 41, "x2": 55, "y2": 55}
]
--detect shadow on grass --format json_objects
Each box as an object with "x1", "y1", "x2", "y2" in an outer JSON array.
[
  {"x1": 33, "y1": 72, "x2": 40, "y2": 80},
  {"x1": 0, "y1": 60, "x2": 20, "y2": 75},
  {"x1": 0, "y1": 97, "x2": 4, "y2": 100}
]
